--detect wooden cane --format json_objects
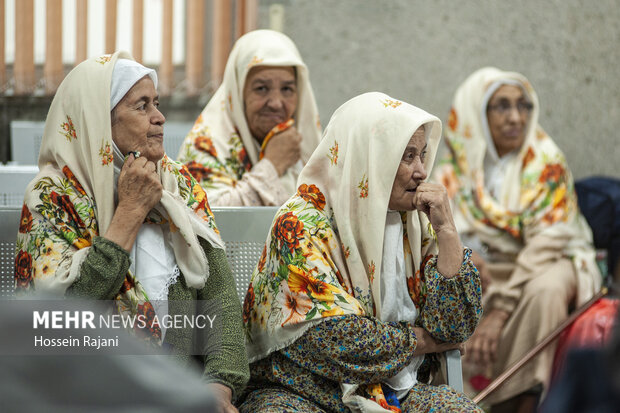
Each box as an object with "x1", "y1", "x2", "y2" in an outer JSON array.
[{"x1": 473, "y1": 286, "x2": 609, "y2": 405}]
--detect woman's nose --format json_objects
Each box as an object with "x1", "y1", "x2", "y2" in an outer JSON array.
[
  {"x1": 266, "y1": 93, "x2": 285, "y2": 110},
  {"x1": 507, "y1": 106, "x2": 521, "y2": 123},
  {"x1": 412, "y1": 158, "x2": 427, "y2": 180},
  {"x1": 152, "y1": 107, "x2": 166, "y2": 125}
]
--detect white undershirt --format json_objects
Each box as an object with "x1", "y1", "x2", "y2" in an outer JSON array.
[
  {"x1": 380, "y1": 211, "x2": 424, "y2": 399},
  {"x1": 483, "y1": 150, "x2": 517, "y2": 200},
  {"x1": 112, "y1": 142, "x2": 179, "y2": 339}
]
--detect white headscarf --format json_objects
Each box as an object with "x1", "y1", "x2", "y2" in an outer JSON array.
[
  {"x1": 177, "y1": 29, "x2": 322, "y2": 199},
  {"x1": 433, "y1": 67, "x2": 600, "y2": 306},
  {"x1": 29, "y1": 51, "x2": 223, "y2": 294},
  {"x1": 245, "y1": 92, "x2": 442, "y2": 357},
  {"x1": 244, "y1": 92, "x2": 443, "y2": 411},
  {"x1": 110, "y1": 59, "x2": 158, "y2": 110}
]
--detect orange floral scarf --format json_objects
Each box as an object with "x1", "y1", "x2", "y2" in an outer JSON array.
[{"x1": 15, "y1": 52, "x2": 223, "y2": 344}]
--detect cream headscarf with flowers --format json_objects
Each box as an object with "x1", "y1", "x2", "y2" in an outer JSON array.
[
  {"x1": 177, "y1": 29, "x2": 322, "y2": 201},
  {"x1": 244, "y1": 92, "x2": 443, "y2": 362},
  {"x1": 14, "y1": 51, "x2": 223, "y2": 343},
  {"x1": 433, "y1": 67, "x2": 600, "y2": 308}
]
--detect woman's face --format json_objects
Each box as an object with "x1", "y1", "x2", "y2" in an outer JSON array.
[
  {"x1": 486, "y1": 84, "x2": 532, "y2": 157},
  {"x1": 111, "y1": 76, "x2": 166, "y2": 163},
  {"x1": 388, "y1": 127, "x2": 428, "y2": 211},
  {"x1": 243, "y1": 65, "x2": 297, "y2": 142}
]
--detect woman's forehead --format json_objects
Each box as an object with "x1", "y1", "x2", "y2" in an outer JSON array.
[
  {"x1": 405, "y1": 127, "x2": 426, "y2": 148},
  {"x1": 490, "y1": 84, "x2": 524, "y2": 100}
]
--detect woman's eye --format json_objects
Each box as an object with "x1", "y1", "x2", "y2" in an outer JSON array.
[
  {"x1": 421, "y1": 150, "x2": 427, "y2": 161},
  {"x1": 255, "y1": 86, "x2": 268, "y2": 93}
]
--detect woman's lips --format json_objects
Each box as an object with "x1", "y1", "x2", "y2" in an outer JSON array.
[{"x1": 504, "y1": 128, "x2": 522, "y2": 138}]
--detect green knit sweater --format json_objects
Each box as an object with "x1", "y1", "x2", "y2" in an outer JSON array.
[{"x1": 67, "y1": 236, "x2": 250, "y2": 400}]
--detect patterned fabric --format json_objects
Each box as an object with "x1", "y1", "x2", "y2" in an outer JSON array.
[
  {"x1": 242, "y1": 384, "x2": 482, "y2": 413},
  {"x1": 243, "y1": 92, "x2": 482, "y2": 411},
  {"x1": 273, "y1": 311, "x2": 480, "y2": 411},
  {"x1": 14, "y1": 51, "x2": 223, "y2": 344},
  {"x1": 433, "y1": 67, "x2": 600, "y2": 307},
  {"x1": 177, "y1": 30, "x2": 322, "y2": 204},
  {"x1": 241, "y1": 384, "x2": 483, "y2": 413}
]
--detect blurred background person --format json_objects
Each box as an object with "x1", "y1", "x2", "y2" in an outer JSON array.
[
  {"x1": 433, "y1": 67, "x2": 601, "y2": 412},
  {"x1": 177, "y1": 30, "x2": 322, "y2": 206}
]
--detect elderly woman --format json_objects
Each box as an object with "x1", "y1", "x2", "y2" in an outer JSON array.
[
  {"x1": 433, "y1": 67, "x2": 601, "y2": 412},
  {"x1": 13, "y1": 52, "x2": 249, "y2": 412},
  {"x1": 240, "y1": 92, "x2": 483, "y2": 412},
  {"x1": 177, "y1": 29, "x2": 322, "y2": 206}
]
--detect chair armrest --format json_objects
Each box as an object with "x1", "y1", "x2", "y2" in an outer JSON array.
[{"x1": 444, "y1": 349, "x2": 464, "y2": 392}]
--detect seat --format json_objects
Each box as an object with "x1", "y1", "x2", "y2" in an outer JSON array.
[
  {"x1": 575, "y1": 176, "x2": 620, "y2": 277},
  {"x1": 0, "y1": 165, "x2": 39, "y2": 207},
  {"x1": 0, "y1": 205, "x2": 464, "y2": 391},
  {"x1": 10, "y1": 121, "x2": 44, "y2": 165},
  {"x1": 9, "y1": 120, "x2": 193, "y2": 165},
  {"x1": 162, "y1": 121, "x2": 194, "y2": 160},
  {"x1": 0, "y1": 206, "x2": 20, "y2": 298},
  {"x1": 212, "y1": 207, "x2": 277, "y2": 301}
]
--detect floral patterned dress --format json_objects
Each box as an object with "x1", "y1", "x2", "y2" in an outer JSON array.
[{"x1": 241, "y1": 93, "x2": 483, "y2": 412}]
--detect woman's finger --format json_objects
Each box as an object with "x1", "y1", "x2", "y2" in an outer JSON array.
[
  {"x1": 124, "y1": 152, "x2": 135, "y2": 167},
  {"x1": 145, "y1": 161, "x2": 157, "y2": 173}
]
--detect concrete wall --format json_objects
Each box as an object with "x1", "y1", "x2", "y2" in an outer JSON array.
[{"x1": 256, "y1": 0, "x2": 620, "y2": 179}]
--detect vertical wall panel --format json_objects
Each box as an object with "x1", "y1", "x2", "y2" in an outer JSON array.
[
  {"x1": 104, "y1": 0, "x2": 117, "y2": 54},
  {"x1": 132, "y1": 0, "x2": 143, "y2": 62},
  {"x1": 245, "y1": 0, "x2": 257, "y2": 33},
  {"x1": 45, "y1": 0, "x2": 63, "y2": 94},
  {"x1": 75, "y1": 0, "x2": 87, "y2": 63},
  {"x1": 0, "y1": 0, "x2": 5, "y2": 88},
  {"x1": 235, "y1": 0, "x2": 245, "y2": 40},
  {"x1": 185, "y1": 0, "x2": 204, "y2": 95},
  {"x1": 211, "y1": 0, "x2": 232, "y2": 87},
  {"x1": 160, "y1": 0, "x2": 173, "y2": 95},
  {"x1": 14, "y1": 0, "x2": 35, "y2": 94}
]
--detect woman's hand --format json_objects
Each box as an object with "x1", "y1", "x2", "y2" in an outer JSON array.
[
  {"x1": 117, "y1": 154, "x2": 163, "y2": 216},
  {"x1": 103, "y1": 154, "x2": 163, "y2": 251},
  {"x1": 263, "y1": 126, "x2": 302, "y2": 176},
  {"x1": 412, "y1": 327, "x2": 463, "y2": 356},
  {"x1": 412, "y1": 182, "x2": 456, "y2": 233},
  {"x1": 208, "y1": 383, "x2": 238, "y2": 413},
  {"x1": 464, "y1": 308, "x2": 509, "y2": 368},
  {"x1": 413, "y1": 183, "x2": 463, "y2": 277}
]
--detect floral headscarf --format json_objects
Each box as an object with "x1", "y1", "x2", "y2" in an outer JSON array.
[
  {"x1": 14, "y1": 51, "x2": 223, "y2": 343},
  {"x1": 433, "y1": 67, "x2": 600, "y2": 306},
  {"x1": 243, "y1": 92, "x2": 443, "y2": 363},
  {"x1": 177, "y1": 29, "x2": 322, "y2": 200}
]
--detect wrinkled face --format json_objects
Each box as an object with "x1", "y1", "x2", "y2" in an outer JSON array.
[
  {"x1": 111, "y1": 76, "x2": 165, "y2": 163},
  {"x1": 243, "y1": 66, "x2": 297, "y2": 143},
  {"x1": 388, "y1": 127, "x2": 428, "y2": 211},
  {"x1": 486, "y1": 84, "x2": 532, "y2": 158}
]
